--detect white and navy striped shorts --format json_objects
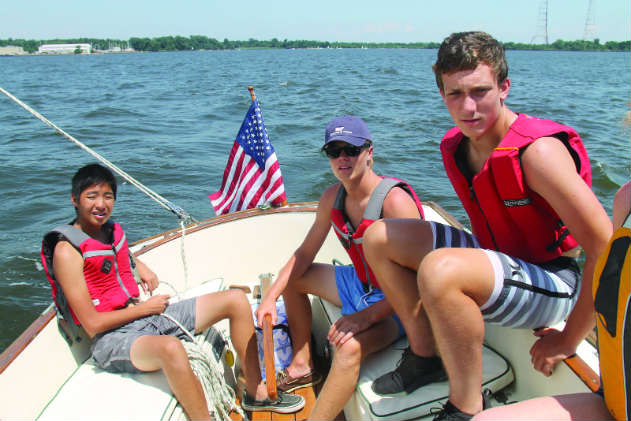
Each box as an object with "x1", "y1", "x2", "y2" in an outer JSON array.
[{"x1": 430, "y1": 222, "x2": 580, "y2": 329}]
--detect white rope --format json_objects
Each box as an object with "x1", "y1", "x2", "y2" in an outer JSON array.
[
  {"x1": 161, "y1": 313, "x2": 248, "y2": 421},
  {"x1": 0, "y1": 86, "x2": 196, "y2": 225},
  {"x1": 179, "y1": 220, "x2": 190, "y2": 291}
]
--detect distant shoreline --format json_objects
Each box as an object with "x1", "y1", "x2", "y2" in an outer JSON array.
[{"x1": 1, "y1": 36, "x2": 629, "y2": 56}]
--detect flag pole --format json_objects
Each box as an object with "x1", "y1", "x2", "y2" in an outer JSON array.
[{"x1": 247, "y1": 86, "x2": 288, "y2": 208}]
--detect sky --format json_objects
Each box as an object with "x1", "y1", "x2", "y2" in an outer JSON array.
[{"x1": 1, "y1": 0, "x2": 629, "y2": 44}]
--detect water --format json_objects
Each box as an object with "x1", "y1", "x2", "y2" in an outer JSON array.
[{"x1": 0, "y1": 49, "x2": 629, "y2": 353}]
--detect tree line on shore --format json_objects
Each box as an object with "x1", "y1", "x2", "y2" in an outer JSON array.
[{"x1": 1, "y1": 36, "x2": 629, "y2": 54}]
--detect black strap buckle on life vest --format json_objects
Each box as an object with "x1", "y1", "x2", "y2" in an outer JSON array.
[
  {"x1": 340, "y1": 233, "x2": 352, "y2": 250},
  {"x1": 546, "y1": 221, "x2": 571, "y2": 252}
]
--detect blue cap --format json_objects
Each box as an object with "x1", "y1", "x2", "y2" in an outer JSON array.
[{"x1": 324, "y1": 115, "x2": 372, "y2": 147}]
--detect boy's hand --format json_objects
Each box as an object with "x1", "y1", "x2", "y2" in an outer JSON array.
[
  {"x1": 255, "y1": 297, "x2": 278, "y2": 328},
  {"x1": 140, "y1": 273, "x2": 159, "y2": 295},
  {"x1": 134, "y1": 258, "x2": 159, "y2": 294},
  {"x1": 328, "y1": 312, "x2": 371, "y2": 347},
  {"x1": 530, "y1": 328, "x2": 576, "y2": 376},
  {"x1": 139, "y1": 294, "x2": 171, "y2": 315}
]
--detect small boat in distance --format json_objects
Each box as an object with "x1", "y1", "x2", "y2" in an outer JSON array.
[{"x1": 0, "y1": 202, "x2": 600, "y2": 420}]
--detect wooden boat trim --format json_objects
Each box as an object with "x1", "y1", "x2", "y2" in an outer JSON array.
[
  {"x1": 0, "y1": 307, "x2": 56, "y2": 375},
  {"x1": 564, "y1": 354, "x2": 601, "y2": 392}
]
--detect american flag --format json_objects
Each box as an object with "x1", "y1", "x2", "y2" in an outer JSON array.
[{"x1": 209, "y1": 98, "x2": 287, "y2": 215}]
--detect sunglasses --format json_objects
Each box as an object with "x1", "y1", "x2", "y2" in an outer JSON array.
[{"x1": 322, "y1": 143, "x2": 371, "y2": 159}]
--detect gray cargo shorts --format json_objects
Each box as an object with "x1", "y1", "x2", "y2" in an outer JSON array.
[{"x1": 91, "y1": 297, "x2": 197, "y2": 373}]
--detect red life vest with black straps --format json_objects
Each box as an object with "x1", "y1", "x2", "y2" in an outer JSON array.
[
  {"x1": 41, "y1": 220, "x2": 140, "y2": 325},
  {"x1": 330, "y1": 177, "x2": 424, "y2": 289},
  {"x1": 441, "y1": 113, "x2": 591, "y2": 263}
]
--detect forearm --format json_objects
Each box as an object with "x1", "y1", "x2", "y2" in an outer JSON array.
[
  {"x1": 561, "y1": 257, "x2": 598, "y2": 349},
  {"x1": 135, "y1": 258, "x2": 155, "y2": 280},
  {"x1": 82, "y1": 304, "x2": 148, "y2": 337},
  {"x1": 360, "y1": 298, "x2": 395, "y2": 326},
  {"x1": 267, "y1": 251, "x2": 312, "y2": 303}
]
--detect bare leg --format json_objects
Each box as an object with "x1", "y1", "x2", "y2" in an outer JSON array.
[
  {"x1": 472, "y1": 393, "x2": 613, "y2": 420},
  {"x1": 130, "y1": 335, "x2": 210, "y2": 420},
  {"x1": 363, "y1": 219, "x2": 437, "y2": 357},
  {"x1": 418, "y1": 248, "x2": 494, "y2": 415},
  {"x1": 309, "y1": 318, "x2": 400, "y2": 420},
  {"x1": 282, "y1": 263, "x2": 341, "y2": 377},
  {"x1": 194, "y1": 289, "x2": 268, "y2": 400}
]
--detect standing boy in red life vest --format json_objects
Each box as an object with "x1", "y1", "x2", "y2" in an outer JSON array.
[
  {"x1": 255, "y1": 115, "x2": 425, "y2": 420},
  {"x1": 362, "y1": 32, "x2": 613, "y2": 420},
  {"x1": 41, "y1": 164, "x2": 304, "y2": 420}
]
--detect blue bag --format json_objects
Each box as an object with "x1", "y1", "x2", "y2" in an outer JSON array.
[{"x1": 251, "y1": 300, "x2": 293, "y2": 380}]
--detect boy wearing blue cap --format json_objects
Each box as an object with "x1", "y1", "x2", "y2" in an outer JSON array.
[{"x1": 256, "y1": 115, "x2": 426, "y2": 419}]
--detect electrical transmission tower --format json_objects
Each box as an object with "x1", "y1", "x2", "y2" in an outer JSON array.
[
  {"x1": 583, "y1": 0, "x2": 597, "y2": 41},
  {"x1": 531, "y1": 0, "x2": 549, "y2": 44}
]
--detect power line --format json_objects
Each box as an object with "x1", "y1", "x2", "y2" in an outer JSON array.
[
  {"x1": 583, "y1": 0, "x2": 598, "y2": 41},
  {"x1": 531, "y1": 0, "x2": 549, "y2": 45}
]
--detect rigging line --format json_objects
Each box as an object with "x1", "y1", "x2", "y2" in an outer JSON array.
[{"x1": 0, "y1": 86, "x2": 196, "y2": 224}]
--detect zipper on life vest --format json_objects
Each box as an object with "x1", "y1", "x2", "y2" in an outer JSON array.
[{"x1": 469, "y1": 184, "x2": 499, "y2": 250}]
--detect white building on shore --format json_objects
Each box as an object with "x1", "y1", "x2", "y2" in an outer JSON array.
[
  {"x1": 0, "y1": 46, "x2": 26, "y2": 56},
  {"x1": 38, "y1": 43, "x2": 91, "y2": 55}
]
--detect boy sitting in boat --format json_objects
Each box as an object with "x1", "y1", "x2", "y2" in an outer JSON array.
[
  {"x1": 362, "y1": 31, "x2": 612, "y2": 420},
  {"x1": 41, "y1": 163, "x2": 304, "y2": 420},
  {"x1": 472, "y1": 180, "x2": 630, "y2": 420},
  {"x1": 255, "y1": 115, "x2": 425, "y2": 420}
]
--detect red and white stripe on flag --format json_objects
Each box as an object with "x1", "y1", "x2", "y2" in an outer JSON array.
[{"x1": 209, "y1": 141, "x2": 286, "y2": 215}]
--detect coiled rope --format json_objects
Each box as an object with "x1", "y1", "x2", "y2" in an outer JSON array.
[{"x1": 161, "y1": 312, "x2": 247, "y2": 421}]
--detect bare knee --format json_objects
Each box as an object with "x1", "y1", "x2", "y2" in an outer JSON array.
[
  {"x1": 223, "y1": 288, "x2": 251, "y2": 314},
  {"x1": 333, "y1": 338, "x2": 362, "y2": 370},
  {"x1": 158, "y1": 336, "x2": 190, "y2": 369},
  {"x1": 418, "y1": 249, "x2": 466, "y2": 302}
]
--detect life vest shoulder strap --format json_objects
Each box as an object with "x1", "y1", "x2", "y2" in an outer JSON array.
[
  {"x1": 41, "y1": 224, "x2": 89, "y2": 345},
  {"x1": 49, "y1": 224, "x2": 90, "y2": 252},
  {"x1": 332, "y1": 183, "x2": 346, "y2": 211},
  {"x1": 332, "y1": 178, "x2": 409, "y2": 230},
  {"x1": 363, "y1": 178, "x2": 401, "y2": 221}
]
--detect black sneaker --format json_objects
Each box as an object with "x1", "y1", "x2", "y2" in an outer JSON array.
[
  {"x1": 241, "y1": 390, "x2": 305, "y2": 413},
  {"x1": 371, "y1": 346, "x2": 446, "y2": 395},
  {"x1": 431, "y1": 392, "x2": 491, "y2": 421}
]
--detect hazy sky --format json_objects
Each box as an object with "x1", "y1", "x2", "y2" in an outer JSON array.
[{"x1": 2, "y1": 0, "x2": 629, "y2": 43}]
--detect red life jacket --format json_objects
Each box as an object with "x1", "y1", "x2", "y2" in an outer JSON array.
[
  {"x1": 441, "y1": 113, "x2": 592, "y2": 263},
  {"x1": 330, "y1": 177, "x2": 424, "y2": 289},
  {"x1": 41, "y1": 221, "x2": 140, "y2": 326}
]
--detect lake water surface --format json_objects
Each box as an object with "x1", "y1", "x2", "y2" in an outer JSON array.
[{"x1": 0, "y1": 48, "x2": 629, "y2": 352}]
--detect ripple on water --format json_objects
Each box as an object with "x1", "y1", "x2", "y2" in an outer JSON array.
[{"x1": 0, "y1": 48, "x2": 629, "y2": 352}]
